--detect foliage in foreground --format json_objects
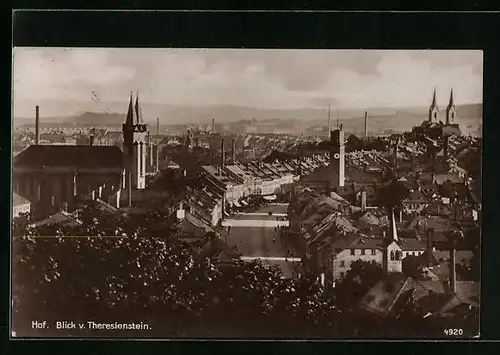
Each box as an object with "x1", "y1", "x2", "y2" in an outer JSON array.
[{"x1": 12, "y1": 203, "x2": 477, "y2": 338}]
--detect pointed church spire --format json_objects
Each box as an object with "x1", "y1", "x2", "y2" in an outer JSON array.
[
  {"x1": 135, "y1": 91, "x2": 141, "y2": 124},
  {"x1": 448, "y1": 88, "x2": 454, "y2": 108},
  {"x1": 431, "y1": 88, "x2": 437, "y2": 107},
  {"x1": 390, "y1": 208, "x2": 399, "y2": 242},
  {"x1": 125, "y1": 91, "x2": 134, "y2": 125}
]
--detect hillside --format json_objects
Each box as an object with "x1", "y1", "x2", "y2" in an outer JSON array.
[{"x1": 13, "y1": 103, "x2": 482, "y2": 136}]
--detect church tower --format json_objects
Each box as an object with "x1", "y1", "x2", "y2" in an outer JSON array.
[
  {"x1": 330, "y1": 125, "x2": 345, "y2": 188},
  {"x1": 446, "y1": 89, "x2": 457, "y2": 125},
  {"x1": 122, "y1": 91, "x2": 148, "y2": 190},
  {"x1": 383, "y1": 208, "x2": 403, "y2": 274},
  {"x1": 429, "y1": 89, "x2": 439, "y2": 123}
]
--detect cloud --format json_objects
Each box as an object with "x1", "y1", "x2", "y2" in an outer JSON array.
[
  {"x1": 13, "y1": 48, "x2": 136, "y2": 103},
  {"x1": 12, "y1": 48, "x2": 483, "y2": 117}
]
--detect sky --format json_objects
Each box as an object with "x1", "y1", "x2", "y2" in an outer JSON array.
[{"x1": 12, "y1": 48, "x2": 483, "y2": 117}]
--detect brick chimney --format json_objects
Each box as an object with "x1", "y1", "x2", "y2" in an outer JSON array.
[
  {"x1": 231, "y1": 138, "x2": 236, "y2": 164},
  {"x1": 156, "y1": 117, "x2": 160, "y2": 136},
  {"x1": 220, "y1": 137, "x2": 225, "y2": 169},
  {"x1": 450, "y1": 246, "x2": 456, "y2": 293},
  {"x1": 361, "y1": 190, "x2": 367, "y2": 211},
  {"x1": 35, "y1": 105, "x2": 40, "y2": 145},
  {"x1": 364, "y1": 111, "x2": 368, "y2": 138},
  {"x1": 176, "y1": 201, "x2": 185, "y2": 220},
  {"x1": 212, "y1": 118, "x2": 216, "y2": 134}
]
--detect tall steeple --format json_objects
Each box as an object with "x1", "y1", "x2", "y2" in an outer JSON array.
[
  {"x1": 383, "y1": 206, "x2": 403, "y2": 275},
  {"x1": 390, "y1": 207, "x2": 399, "y2": 242},
  {"x1": 125, "y1": 91, "x2": 134, "y2": 126},
  {"x1": 122, "y1": 90, "x2": 148, "y2": 191},
  {"x1": 429, "y1": 88, "x2": 439, "y2": 123},
  {"x1": 446, "y1": 88, "x2": 457, "y2": 124},
  {"x1": 431, "y1": 88, "x2": 437, "y2": 107},
  {"x1": 135, "y1": 91, "x2": 141, "y2": 124}
]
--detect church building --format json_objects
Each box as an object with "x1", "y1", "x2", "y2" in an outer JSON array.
[{"x1": 13, "y1": 92, "x2": 160, "y2": 217}]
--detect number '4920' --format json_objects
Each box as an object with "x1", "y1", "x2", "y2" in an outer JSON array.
[{"x1": 444, "y1": 328, "x2": 464, "y2": 336}]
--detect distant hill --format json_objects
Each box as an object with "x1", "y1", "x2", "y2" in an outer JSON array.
[{"x1": 13, "y1": 103, "x2": 482, "y2": 136}]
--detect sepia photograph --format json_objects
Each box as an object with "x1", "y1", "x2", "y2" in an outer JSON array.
[{"x1": 11, "y1": 48, "x2": 482, "y2": 339}]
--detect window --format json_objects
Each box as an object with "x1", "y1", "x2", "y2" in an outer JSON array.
[
  {"x1": 371, "y1": 249, "x2": 376, "y2": 255},
  {"x1": 390, "y1": 250, "x2": 395, "y2": 261},
  {"x1": 350, "y1": 249, "x2": 355, "y2": 255},
  {"x1": 452, "y1": 113, "x2": 455, "y2": 119},
  {"x1": 395, "y1": 251, "x2": 401, "y2": 261},
  {"x1": 340, "y1": 272, "x2": 345, "y2": 278},
  {"x1": 340, "y1": 261, "x2": 345, "y2": 267},
  {"x1": 434, "y1": 113, "x2": 437, "y2": 119},
  {"x1": 361, "y1": 249, "x2": 366, "y2": 255}
]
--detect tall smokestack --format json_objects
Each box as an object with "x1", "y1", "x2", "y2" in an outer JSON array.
[
  {"x1": 361, "y1": 190, "x2": 367, "y2": 211},
  {"x1": 364, "y1": 111, "x2": 368, "y2": 138},
  {"x1": 328, "y1": 105, "x2": 332, "y2": 135},
  {"x1": 155, "y1": 144, "x2": 159, "y2": 172},
  {"x1": 220, "y1": 137, "x2": 225, "y2": 168},
  {"x1": 426, "y1": 228, "x2": 434, "y2": 267},
  {"x1": 156, "y1": 117, "x2": 160, "y2": 136},
  {"x1": 35, "y1": 106, "x2": 40, "y2": 145},
  {"x1": 231, "y1": 138, "x2": 236, "y2": 164},
  {"x1": 212, "y1": 118, "x2": 216, "y2": 134},
  {"x1": 450, "y1": 246, "x2": 456, "y2": 293}
]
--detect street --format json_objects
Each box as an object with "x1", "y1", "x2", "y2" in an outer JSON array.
[{"x1": 223, "y1": 203, "x2": 301, "y2": 278}]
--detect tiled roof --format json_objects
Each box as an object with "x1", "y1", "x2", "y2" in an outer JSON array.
[
  {"x1": 331, "y1": 235, "x2": 384, "y2": 250},
  {"x1": 359, "y1": 275, "x2": 428, "y2": 317},
  {"x1": 357, "y1": 211, "x2": 380, "y2": 226},
  {"x1": 13, "y1": 192, "x2": 30, "y2": 207},
  {"x1": 403, "y1": 190, "x2": 429, "y2": 203},
  {"x1": 30, "y1": 212, "x2": 81, "y2": 227},
  {"x1": 418, "y1": 280, "x2": 479, "y2": 302},
  {"x1": 400, "y1": 238, "x2": 426, "y2": 251},
  {"x1": 14, "y1": 145, "x2": 123, "y2": 170}
]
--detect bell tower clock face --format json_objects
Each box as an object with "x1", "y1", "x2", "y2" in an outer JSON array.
[{"x1": 333, "y1": 152, "x2": 340, "y2": 160}]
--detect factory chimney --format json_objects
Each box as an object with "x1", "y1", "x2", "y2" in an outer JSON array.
[
  {"x1": 212, "y1": 118, "x2": 216, "y2": 134},
  {"x1": 328, "y1": 105, "x2": 332, "y2": 136},
  {"x1": 361, "y1": 190, "x2": 367, "y2": 211},
  {"x1": 450, "y1": 244, "x2": 456, "y2": 294},
  {"x1": 426, "y1": 227, "x2": 435, "y2": 267},
  {"x1": 220, "y1": 137, "x2": 225, "y2": 169},
  {"x1": 156, "y1": 117, "x2": 160, "y2": 136},
  {"x1": 35, "y1": 105, "x2": 40, "y2": 145},
  {"x1": 231, "y1": 138, "x2": 236, "y2": 164},
  {"x1": 364, "y1": 111, "x2": 368, "y2": 138}
]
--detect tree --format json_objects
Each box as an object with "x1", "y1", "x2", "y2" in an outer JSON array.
[
  {"x1": 346, "y1": 134, "x2": 364, "y2": 152},
  {"x1": 377, "y1": 180, "x2": 410, "y2": 210},
  {"x1": 333, "y1": 260, "x2": 383, "y2": 308}
]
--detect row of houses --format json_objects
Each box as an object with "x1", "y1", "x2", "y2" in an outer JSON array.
[{"x1": 172, "y1": 148, "x2": 330, "y2": 227}]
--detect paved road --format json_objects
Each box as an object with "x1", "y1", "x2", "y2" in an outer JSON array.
[{"x1": 223, "y1": 204, "x2": 301, "y2": 278}]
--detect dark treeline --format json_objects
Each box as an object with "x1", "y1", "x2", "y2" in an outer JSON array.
[{"x1": 12, "y1": 202, "x2": 477, "y2": 338}]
